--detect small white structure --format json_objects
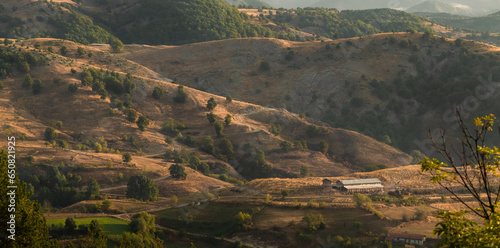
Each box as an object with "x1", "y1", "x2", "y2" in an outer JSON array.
[{"x1": 385, "y1": 233, "x2": 426, "y2": 246}]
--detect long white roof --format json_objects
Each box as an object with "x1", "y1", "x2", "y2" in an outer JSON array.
[
  {"x1": 339, "y1": 178, "x2": 382, "y2": 185},
  {"x1": 344, "y1": 184, "x2": 384, "y2": 190}
]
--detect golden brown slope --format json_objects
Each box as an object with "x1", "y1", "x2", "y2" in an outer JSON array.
[{"x1": 0, "y1": 38, "x2": 409, "y2": 185}]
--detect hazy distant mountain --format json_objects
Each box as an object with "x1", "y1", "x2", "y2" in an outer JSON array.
[
  {"x1": 407, "y1": 0, "x2": 471, "y2": 15},
  {"x1": 266, "y1": 0, "x2": 421, "y2": 10},
  {"x1": 265, "y1": 0, "x2": 499, "y2": 16},
  {"x1": 222, "y1": 0, "x2": 272, "y2": 8}
]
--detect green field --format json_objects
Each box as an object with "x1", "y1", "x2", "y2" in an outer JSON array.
[{"x1": 46, "y1": 217, "x2": 130, "y2": 239}]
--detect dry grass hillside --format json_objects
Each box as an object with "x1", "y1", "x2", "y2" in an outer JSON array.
[
  {"x1": 119, "y1": 33, "x2": 500, "y2": 153},
  {"x1": 0, "y1": 37, "x2": 410, "y2": 192}
]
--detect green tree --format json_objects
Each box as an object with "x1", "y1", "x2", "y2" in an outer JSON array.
[
  {"x1": 206, "y1": 97, "x2": 217, "y2": 110},
  {"x1": 0, "y1": 150, "x2": 51, "y2": 247},
  {"x1": 152, "y1": 86, "x2": 164, "y2": 100},
  {"x1": 44, "y1": 127, "x2": 57, "y2": 141},
  {"x1": 259, "y1": 61, "x2": 270, "y2": 72},
  {"x1": 0, "y1": 80, "x2": 4, "y2": 90},
  {"x1": 300, "y1": 165, "x2": 309, "y2": 177},
  {"x1": 77, "y1": 47, "x2": 85, "y2": 57},
  {"x1": 235, "y1": 212, "x2": 252, "y2": 230},
  {"x1": 102, "y1": 200, "x2": 112, "y2": 212},
  {"x1": 22, "y1": 74, "x2": 33, "y2": 88},
  {"x1": 93, "y1": 142, "x2": 102, "y2": 153},
  {"x1": 126, "y1": 174, "x2": 159, "y2": 201},
  {"x1": 171, "y1": 195, "x2": 178, "y2": 205},
  {"x1": 226, "y1": 95, "x2": 233, "y2": 103},
  {"x1": 110, "y1": 38, "x2": 124, "y2": 52},
  {"x1": 130, "y1": 211, "x2": 156, "y2": 235},
  {"x1": 207, "y1": 112, "x2": 217, "y2": 123},
  {"x1": 281, "y1": 190, "x2": 289, "y2": 199},
  {"x1": 55, "y1": 121, "x2": 63, "y2": 129},
  {"x1": 18, "y1": 61, "x2": 30, "y2": 73},
  {"x1": 224, "y1": 114, "x2": 232, "y2": 126},
  {"x1": 169, "y1": 164, "x2": 187, "y2": 180},
  {"x1": 86, "y1": 178, "x2": 100, "y2": 199},
  {"x1": 215, "y1": 121, "x2": 224, "y2": 137},
  {"x1": 319, "y1": 140, "x2": 329, "y2": 154},
  {"x1": 219, "y1": 138, "x2": 234, "y2": 160},
  {"x1": 32, "y1": 79, "x2": 44, "y2": 95},
  {"x1": 127, "y1": 109, "x2": 137, "y2": 122},
  {"x1": 60, "y1": 46, "x2": 68, "y2": 56},
  {"x1": 271, "y1": 124, "x2": 281, "y2": 136},
  {"x1": 123, "y1": 152, "x2": 132, "y2": 162},
  {"x1": 201, "y1": 136, "x2": 215, "y2": 154},
  {"x1": 280, "y1": 140, "x2": 292, "y2": 151},
  {"x1": 174, "y1": 85, "x2": 188, "y2": 103},
  {"x1": 68, "y1": 83, "x2": 78, "y2": 93},
  {"x1": 420, "y1": 113, "x2": 500, "y2": 247},
  {"x1": 85, "y1": 220, "x2": 108, "y2": 248},
  {"x1": 136, "y1": 116, "x2": 150, "y2": 131},
  {"x1": 65, "y1": 217, "x2": 77, "y2": 234}
]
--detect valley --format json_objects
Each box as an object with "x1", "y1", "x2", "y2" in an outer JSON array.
[{"x1": 0, "y1": 1, "x2": 500, "y2": 247}]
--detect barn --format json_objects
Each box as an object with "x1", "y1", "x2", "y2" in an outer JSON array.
[{"x1": 333, "y1": 178, "x2": 384, "y2": 193}]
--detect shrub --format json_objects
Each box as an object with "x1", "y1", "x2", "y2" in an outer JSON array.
[
  {"x1": 264, "y1": 194, "x2": 272, "y2": 204},
  {"x1": 319, "y1": 140, "x2": 329, "y2": 154},
  {"x1": 206, "y1": 112, "x2": 217, "y2": 123},
  {"x1": 44, "y1": 127, "x2": 57, "y2": 141},
  {"x1": 271, "y1": 124, "x2": 281, "y2": 136},
  {"x1": 126, "y1": 174, "x2": 159, "y2": 201},
  {"x1": 55, "y1": 121, "x2": 63, "y2": 129},
  {"x1": 110, "y1": 38, "x2": 124, "y2": 52},
  {"x1": 136, "y1": 116, "x2": 150, "y2": 131},
  {"x1": 101, "y1": 200, "x2": 112, "y2": 211},
  {"x1": 152, "y1": 86, "x2": 164, "y2": 99},
  {"x1": 174, "y1": 85, "x2": 188, "y2": 103},
  {"x1": 280, "y1": 140, "x2": 292, "y2": 151},
  {"x1": 259, "y1": 61, "x2": 270, "y2": 72},
  {"x1": 22, "y1": 74, "x2": 33, "y2": 88},
  {"x1": 123, "y1": 152, "x2": 132, "y2": 162},
  {"x1": 32, "y1": 79, "x2": 44, "y2": 95},
  {"x1": 224, "y1": 114, "x2": 232, "y2": 126},
  {"x1": 206, "y1": 97, "x2": 217, "y2": 110},
  {"x1": 281, "y1": 190, "x2": 289, "y2": 199},
  {"x1": 183, "y1": 135, "x2": 196, "y2": 147},
  {"x1": 53, "y1": 77, "x2": 63, "y2": 84},
  {"x1": 169, "y1": 164, "x2": 187, "y2": 180},
  {"x1": 300, "y1": 166, "x2": 309, "y2": 177},
  {"x1": 68, "y1": 83, "x2": 78, "y2": 93},
  {"x1": 0, "y1": 80, "x2": 3, "y2": 90},
  {"x1": 214, "y1": 121, "x2": 224, "y2": 137},
  {"x1": 161, "y1": 118, "x2": 186, "y2": 136},
  {"x1": 77, "y1": 47, "x2": 85, "y2": 57},
  {"x1": 127, "y1": 109, "x2": 137, "y2": 122},
  {"x1": 226, "y1": 95, "x2": 233, "y2": 102},
  {"x1": 60, "y1": 46, "x2": 68, "y2": 55},
  {"x1": 201, "y1": 136, "x2": 215, "y2": 154}
]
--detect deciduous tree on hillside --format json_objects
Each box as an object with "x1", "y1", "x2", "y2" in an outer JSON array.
[
  {"x1": 420, "y1": 111, "x2": 500, "y2": 247},
  {"x1": 126, "y1": 174, "x2": 159, "y2": 201}
]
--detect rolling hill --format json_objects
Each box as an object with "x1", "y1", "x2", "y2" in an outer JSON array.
[
  {"x1": 0, "y1": 37, "x2": 411, "y2": 191},
  {"x1": 120, "y1": 33, "x2": 500, "y2": 153}
]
